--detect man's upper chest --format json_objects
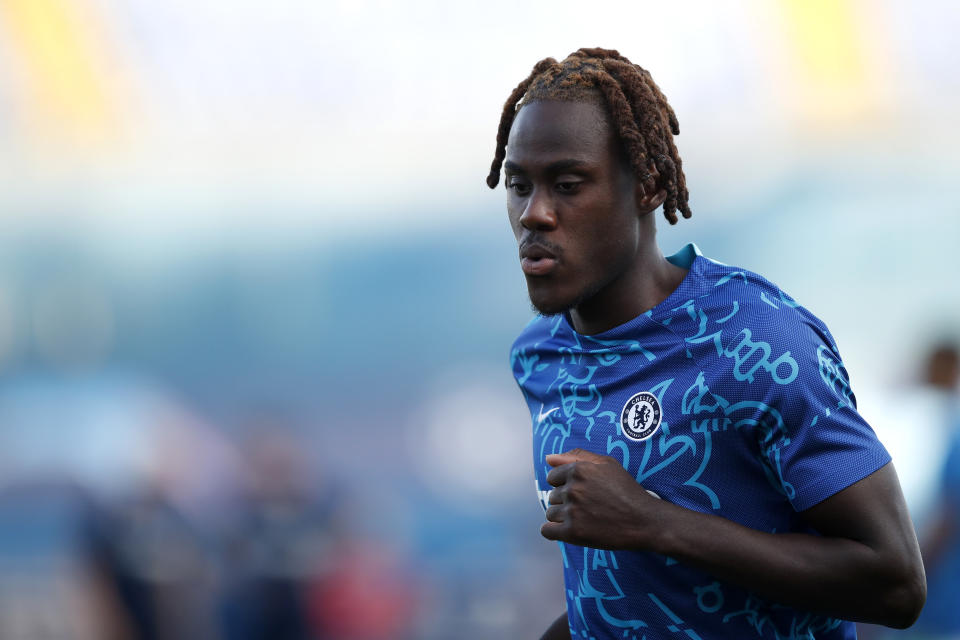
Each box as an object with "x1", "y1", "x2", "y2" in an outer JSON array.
[{"x1": 520, "y1": 326, "x2": 788, "y2": 518}]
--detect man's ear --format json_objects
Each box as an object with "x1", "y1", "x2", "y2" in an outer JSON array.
[{"x1": 635, "y1": 162, "x2": 667, "y2": 215}]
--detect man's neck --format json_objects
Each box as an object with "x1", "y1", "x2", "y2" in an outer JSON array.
[{"x1": 568, "y1": 249, "x2": 689, "y2": 336}]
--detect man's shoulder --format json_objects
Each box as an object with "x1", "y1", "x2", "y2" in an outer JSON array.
[
  {"x1": 660, "y1": 255, "x2": 843, "y2": 391},
  {"x1": 683, "y1": 255, "x2": 834, "y2": 345}
]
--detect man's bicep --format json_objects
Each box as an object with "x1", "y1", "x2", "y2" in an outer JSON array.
[{"x1": 800, "y1": 462, "x2": 919, "y2": 558}]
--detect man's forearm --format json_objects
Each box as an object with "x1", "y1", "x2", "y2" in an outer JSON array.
[
  {"x1": 543, "y1": 453, "x2": 925, "y2": 629},
  {"x1": 539, "y1": 612, "x2": 570, "y2": 640},
  {"x1": 649, "y1": 496, "x2": 922, "y2": 627}
]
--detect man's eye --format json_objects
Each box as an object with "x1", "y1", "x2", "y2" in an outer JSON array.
[
  {"x1": 556, "y1": 182, "x2": 581, "y2": 193},
  {"x1": 508, "y1": 181, "x2": 531, "y2": 195}
]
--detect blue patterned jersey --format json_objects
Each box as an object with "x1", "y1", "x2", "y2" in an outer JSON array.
[{"x1": 510, "y1": 243, "x2": 890, "y2": 640}]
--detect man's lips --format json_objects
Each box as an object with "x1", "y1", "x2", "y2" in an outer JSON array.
[{"x1": 520, "y1": 243, "x2": 558, "y2": 276}]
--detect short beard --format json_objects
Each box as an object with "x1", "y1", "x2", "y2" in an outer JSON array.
[
  {"x1": 530, "y1": 300, "x2": 559, "y2": 317},
  {"x1": 528, "y1": 278, "x2": 607, "y2": 318}
]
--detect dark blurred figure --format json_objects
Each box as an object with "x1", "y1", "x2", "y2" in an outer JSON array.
[
  {"x1": 87, "y1": 485, "x2": 219, "y2": 640},
  {"x1": 219, "y1": 427, "x2": 422, "y2": 640},
  {"x1": 909, "y1": 342, "x2": 960, "y2": 638},
  {"x1": 81, "y1": 404, "x2": 238, "y2": 640},
  {"x1": 219, "y1": 429, "x2": 341, "y2": 640}
]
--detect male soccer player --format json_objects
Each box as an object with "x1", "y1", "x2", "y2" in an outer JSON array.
[{"x1": 488, "y1": 48, "x2": 925, "y2": 640}]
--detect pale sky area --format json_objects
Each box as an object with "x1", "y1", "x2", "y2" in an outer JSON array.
[{"x1": 0, "y1": 0, "x2": 956, "y2": 237}]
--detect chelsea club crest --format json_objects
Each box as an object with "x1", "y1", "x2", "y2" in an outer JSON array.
[{"x1": 620, "y1": 391, "x2": 662, "y2": 441}]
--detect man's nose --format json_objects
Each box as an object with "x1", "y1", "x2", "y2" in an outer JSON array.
[{"x1": 519, "y1": 188, "x2": 558, "y2": 231}]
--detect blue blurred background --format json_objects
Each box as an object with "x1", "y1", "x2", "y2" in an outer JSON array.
[{"x1": 0, "y1": 0, "x2": 958, "y2": 638}]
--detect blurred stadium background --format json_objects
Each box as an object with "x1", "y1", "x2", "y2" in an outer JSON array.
[{"x1": 0, "y1": 0, "x2": 957, "y2": 638}]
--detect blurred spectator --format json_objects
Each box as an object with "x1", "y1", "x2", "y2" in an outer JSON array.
[
  {"x1": 81, "y1": 396, "x2": 240, "y2": 640},
  {"x1": 908, "y1": 343, "x2": 960, "y2": 638},
  {"x1": 220, "y1": 427, "x2": 341, "y2": 640},
  {"x1": 87, "y1": 485, "x2": 219, "y2": 640}
]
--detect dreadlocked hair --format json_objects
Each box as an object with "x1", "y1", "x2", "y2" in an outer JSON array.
[{"x1": 486, "y1": 47, "x2": 691, "y2": 225}]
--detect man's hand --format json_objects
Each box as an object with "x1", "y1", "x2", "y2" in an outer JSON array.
[{"x1": 541, "y1": 448, "x2": 661, "y2": 549}]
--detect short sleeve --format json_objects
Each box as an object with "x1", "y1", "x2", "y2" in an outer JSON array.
[{"x1": 758, "y1": 320, "x2": 891, "y2": 512}]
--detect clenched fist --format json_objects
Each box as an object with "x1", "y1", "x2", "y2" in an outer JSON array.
[{"x1": 542, "y1": 448, "x2": 665, "y2": 550}]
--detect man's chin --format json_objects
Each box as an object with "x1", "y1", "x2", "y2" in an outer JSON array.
[
  {"x1": 528, "y1": 295, "x2": 572, "y2": 317},
  {"x1": 528, "y1": 281, "x2": 603, "y2": 318},
  {"x1": 530, "y1": 303, "x2": 564, "y2": 317}
]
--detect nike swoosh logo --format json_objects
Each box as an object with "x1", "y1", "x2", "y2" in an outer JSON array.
[{"x1": 537, "y1": 406, "x2": 560, "y2": 423}]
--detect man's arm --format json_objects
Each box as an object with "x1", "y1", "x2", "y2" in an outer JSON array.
[
  {"x1": 541, "y1": 449, "x2": 926, "y2": 629},
  {"x1": 539, "y1": 612, "x2": 571, "y2": 640}
]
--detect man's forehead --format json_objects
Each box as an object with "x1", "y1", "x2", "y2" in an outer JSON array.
[{"x1": 506, "y1": 100, "x2": 615, "y2": 167}]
